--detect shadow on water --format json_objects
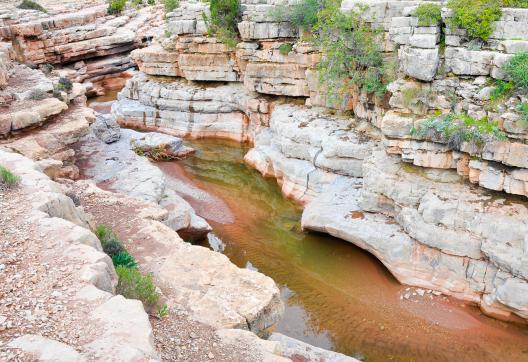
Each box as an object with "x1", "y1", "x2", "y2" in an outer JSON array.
[{"x1": 155, "y1": 139, "x2": 528, "y2": 362}]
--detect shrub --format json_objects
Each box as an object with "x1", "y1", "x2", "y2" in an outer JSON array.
[
  {"x1": 203, "y1": 0, "x2": 240, "y2": 48},
  {"x1": 164, "y1": 0, "x2": 178, "y2": 12},
  {"x1": 413, "y1": 3, "x2": 442, "y2": 26},
  {"x1": 447, "y1": 0, "x2": 502, "y2": 41},
  {"x1": 56, "y1": 77, "x2": 73, "y2": 93},
  {"x1": 40, "y1": 63, "x2": 54, "y2": 74},
  {"x1": 503, "y1": 52, "x2": 528, "y2": 90},
  {"x1": 116, "y1": 266, "x2": 160, "y2": 308},
  {"x1": 270, "y1": 0, "x2": 322, "y2": 32},
  {"x1": 133, "y1": 145, "x2": 175, "y2": 160},
  {"x1": 312, "y1": 0, "x2": 388, "y2": 104},
  {"x1": 501, "y1": 0, "x2": 528, "y2": 7},
  {"x1": 490, "y1": 79, "x2": 514, "y2": 101},
  {"x1": 411, "y1": 113, "x2": 507, "y2": 151},
  {"x1": 278, "y1": 43, "x2": 293, "y2": 55},
  {"x1": 0, "y1": 166, "x2": 21, "y2": 186},
  {"x1": 112, "y1": 251, "x2": 138, "y2": 269},
  {"x1": 17, "y1": 0, "x2": 47, "y2": 12},
  {"x1": 147, "y1": 0, "x2": 155, "y2": 4},
  {"x1": 108, "y1": 0, "x2": 127, "y2": 14},
  {"x1": 95, "y1": 224, "x2": 125, "y2": 257},
  {"x1": 27, "y1": 88, "x2": 48, "y2": 100},
  {"x1": 157, "y1": 304, "x2": 169, "y2": 319}
]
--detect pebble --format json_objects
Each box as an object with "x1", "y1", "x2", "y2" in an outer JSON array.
[{"x1": 208, "y1": 352, "x2": 215, "y2": 359}]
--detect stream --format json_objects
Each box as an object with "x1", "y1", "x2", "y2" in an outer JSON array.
[{"x1": 155, "y1": 139, "x2": 528, "y2": 362}]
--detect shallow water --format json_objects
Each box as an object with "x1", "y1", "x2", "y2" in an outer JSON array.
[{"x1": 155, "y1": 139, "x2": 528, "y2": 361}]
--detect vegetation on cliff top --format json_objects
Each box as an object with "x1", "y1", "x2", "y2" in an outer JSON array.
[
  {"x1": 413, "y1": 3, "x2": 442, "y2": 26},
  {"x1": 270, "y1": 0, "x2": 322, "y2": 33},
  {"x1": 108, "y1": 0, "x2": 127, "y2": 14},
  {"x1": 164, "y1": 0, "x2": 179, "y2": 13},
  {"x1": 17, "y1": 0, "x2": 47, "y2": 13},
  {"x1": 447, "y1": 0, "x2": 502, "y2": 41},
  {"x1": 312, "y1": 0, "x2": 389, "y2": 105},
  {"x1": 203, "y1": 0, "x2": 240, "y2": 48},
  {"x1": 411, "y1": 113, "x2": 507, "y2": 151}
]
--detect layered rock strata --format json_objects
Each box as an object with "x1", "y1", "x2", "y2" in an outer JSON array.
[
  {"x1": 113, "y1": 72, "x2": 270, "y2": 142},
  {"x1": 113, "y1": 0, "x2": 528, "y2": 322}
]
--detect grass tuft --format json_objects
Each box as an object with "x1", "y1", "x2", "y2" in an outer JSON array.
[{"x1": 0, "y1": 166, "x2": 21, "y2": 186}]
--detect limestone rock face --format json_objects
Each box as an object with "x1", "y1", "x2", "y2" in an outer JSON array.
[
  {"x1": 399, "y1": 46, "x2": 439, "y2": 81},
  {"x1": 0, "y1": 5, "x2": 162, "y2": 65},
  {"x1": 132, "y1": 37, "x2": 240, "y2": 81},
  {"x1": 238, "y1": 0, "x2": 297, "y2": 41},
  {"x1": 302, "y1": 150, "x2": 528, "y2": 321},
  {"x1": 240, "y1": 42, "x2": 319, "y2": 97},
  {"x1": 112, "y1": 73, "x2": 269, "y2": 142},
  {"x1": 246, "y1": 104, "x2": 377, "y2": 203}
]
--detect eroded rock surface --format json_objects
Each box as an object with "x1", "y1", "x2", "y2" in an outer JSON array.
[{"x1": 0, "y1": 150, "x2": 158, "y2": 361}]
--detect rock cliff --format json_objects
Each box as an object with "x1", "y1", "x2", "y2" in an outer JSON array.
[{"x1": 110, "y1": 0, "x2": 528, "y2": 322}]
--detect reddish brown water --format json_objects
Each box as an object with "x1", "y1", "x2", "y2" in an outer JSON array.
[{"x1": 154, "y1": 139, "x2": 528, "y2": 361}]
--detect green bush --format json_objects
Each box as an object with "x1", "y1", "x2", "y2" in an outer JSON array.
[
  {"x1": 112, "y1": 251, "x2": 138, "y2": 269},
  {"x1": 447, "y1": 0, "x2": 502, "y2": 41},
  {"x1": 490, "y1": 79, "x2": 514, "y2": 101},
  {"x1": 0, "y1": 166, "x2": 21, "y2": 186},
  {"x1": 503, "y1": 52, "x2": 528, "y2": 90},
  {"x1": 164, "y1": 0, "x2": 178, "y2": 12},
  {"x1": 203, "y1": 0, "x2": 240, "y2": 48},
  {"x1": 501, "y1": 0, "x2": 528, "y2": 7},
  {"x1": 108, "y1": 0, "x2": 127, "y2": 14},
  {"x1": 95, "y1": 225, "x2": 126, "y2": 257},
  {"x1": 40, "y1": 63, "x2": 54, "y2": 74},
  {"x1": 147, "y1": 0, "x2": 155, "y2": 5},
  {"x1": 56, "y1": 77, "x2": 73, "y2": 93},
  {"x1": 413, "y1": 3, "x2": 442, "y2": 26},
  {"x1": 278, "y1": 43, "x2": 293, "y2": 55},
  {"x1": 157, "y1": 304, "x2": 169, "y2": 319},
  {"x1": 411, "y1": 113, "x2": 507, "y2": 151},
  {"x1": 17, "y1": 0, "x2": 47, "y2": 12},
  {"x1": 116, "y1": 266, "x2": 160, "y2": 308},
  {"x1": 312, "y1": 0, "x2": 388, "y2": 104},
  {"x1": 270, "y1": 0, "x2": 322, "y2": 32}
]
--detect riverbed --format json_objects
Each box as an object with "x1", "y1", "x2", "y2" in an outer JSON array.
[{"x1": 155, "y1": 139, "x2": 528, "y2": 362}]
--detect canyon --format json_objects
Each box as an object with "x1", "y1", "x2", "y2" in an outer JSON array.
[{"x1": 0, "y1": 0, "x2": 527, "y2": 360}]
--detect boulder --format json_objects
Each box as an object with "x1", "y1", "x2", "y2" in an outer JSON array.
[
  {"x1": 129, "y1": 132, "x2": 195, "y2": 159},
  {"x1": 399, "y1": 46, "x2": 439, "y2": 81},
  {"x1": 91, "y1": 113, "x2": 121, "y2": 144}
]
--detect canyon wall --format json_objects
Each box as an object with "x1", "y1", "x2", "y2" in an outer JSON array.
[{"x1": 111, "y1": 0, "x2": 528, "y2": 322}]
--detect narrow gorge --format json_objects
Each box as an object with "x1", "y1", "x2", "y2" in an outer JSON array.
[{"x1": 0, "y1": 0, "x2": 527, "y2": 361}]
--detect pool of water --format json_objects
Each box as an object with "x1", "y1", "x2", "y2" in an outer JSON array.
[{"x1": 155, "y1": 139, "x2": 528, "y2": 362}]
